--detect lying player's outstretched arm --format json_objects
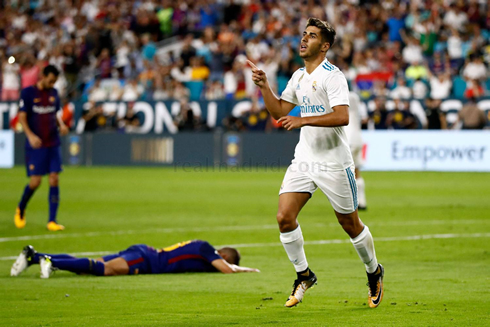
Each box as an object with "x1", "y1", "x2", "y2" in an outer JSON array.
[
  {"x1": 247, "y1": 60, "x2": 296, "y2": 120},
  {"x1": 211, "y1": 259, "x2": 260, "y2": 274},
  {"x1": 278, "y1": 105, "x2": 349, "y2": 130}
]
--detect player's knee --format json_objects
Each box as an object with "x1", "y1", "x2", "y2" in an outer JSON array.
[
  {"x1": 103, "y1": 264, "x2": 115, "y2": 276},
  {"x1": 29, "y1": 178, "x2": 42, "y2": 189},
  {"x1": 337, "y1": 215, "x2": 362, "y2": 238},
  {"x1": 276, "y1": 211, "x2": 297, "y2": 232},
  {"x1": 48, "y1": 174, "x2": 59, "y2": 186}
]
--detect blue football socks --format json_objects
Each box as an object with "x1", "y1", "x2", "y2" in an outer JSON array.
[
  {"x1": 49, "y1": 186, "x2": 59, "y2": 223},
  {"x1": 50, "y1": 258, "x2": 105, "y2": 276},
  {"x1": 33, "y1": 253, "x2": 76, "y2": 264},
  {"x1": 18, "y1": 185, "x2": 35, "y2": 214}
]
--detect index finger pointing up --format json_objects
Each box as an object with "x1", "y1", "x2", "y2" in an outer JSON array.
[{"x1": 246, "y1": 59, "x2": 258, "y2": 71}]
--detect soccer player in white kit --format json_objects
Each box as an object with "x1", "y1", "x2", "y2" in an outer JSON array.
[
  {"x1": 345, "y1": 91, "x2": 368, "y2": 209},
  {"x1": 247, "y1": 18, "x2": 384, "y2": 308}
]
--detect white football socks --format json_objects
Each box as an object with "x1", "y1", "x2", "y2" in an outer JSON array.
[
  {"x1": 357, "y1": 176, "x2": 367, "y2": 208},
  {"x1": 350, "y1": 225, "x2": 378, "y2": 274},
  {"x1": 280, "y1": 225, "x2": 308, "y2": 272}
]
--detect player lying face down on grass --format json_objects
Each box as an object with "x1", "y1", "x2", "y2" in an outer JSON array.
[{"x1": 11, "y1": 240, "x2": 260, "y2": 278}]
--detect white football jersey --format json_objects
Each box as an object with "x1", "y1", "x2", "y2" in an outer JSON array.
[
  {"x1": 281, "y1": 59, "x2": 354, "y2": 170},
  {"x1": 345, "y1": 91, "x2": 363, "y2": 147}
]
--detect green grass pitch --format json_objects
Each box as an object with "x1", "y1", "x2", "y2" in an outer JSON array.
[{"x1": 1, "y1": 167, "x2": 489, "y2": 326}]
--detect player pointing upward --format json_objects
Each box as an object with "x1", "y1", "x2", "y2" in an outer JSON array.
[{"x1": 248, "y1": 18, "x2": 384, "y2": 308}]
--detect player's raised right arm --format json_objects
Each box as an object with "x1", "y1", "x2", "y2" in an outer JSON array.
[{"x1": 247, "y1": 60, "x2": 295, "y2": 120}]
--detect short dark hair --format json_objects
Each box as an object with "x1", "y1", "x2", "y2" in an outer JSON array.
[
  {"x1": 43, "y1": 65, "x2": 60, "y2": 77},
  {"x1": 306, "y1": 17, "x2": 336, "y2": 47},
  {"x1": 219, "y1": 247, "x2": 241, "y2": 265}
]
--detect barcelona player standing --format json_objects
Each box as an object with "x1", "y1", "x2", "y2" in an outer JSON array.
[{"x1": 14, "y1": 65, "x2": 68, "y2": 231}]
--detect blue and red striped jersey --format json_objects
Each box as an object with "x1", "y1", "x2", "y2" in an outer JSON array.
[{"x1": 151, "y1": 240, "x2": 222, "y2": 273}]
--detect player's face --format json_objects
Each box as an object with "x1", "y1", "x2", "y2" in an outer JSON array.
[
  {"x1": 299, "y1": 26, "x2": 328, "y2": 59},
  {"x1": 42, "y1": 73, "x2": 58, "y2": 89}
]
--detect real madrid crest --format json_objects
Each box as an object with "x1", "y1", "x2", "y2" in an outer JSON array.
[{"x1": 312, "y1": 81, "x2": 317, "y2": 92}]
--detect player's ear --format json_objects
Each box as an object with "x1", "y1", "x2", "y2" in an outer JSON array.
[{"x1": 322, "y1": 42, "x2": 330, "y2": 53}]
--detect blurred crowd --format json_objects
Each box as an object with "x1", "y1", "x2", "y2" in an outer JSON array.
[{"x1": 1, "y1": 0, "x2": 489, "y2": 132}]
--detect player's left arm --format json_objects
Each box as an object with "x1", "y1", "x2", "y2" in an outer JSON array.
[
  {"x1": 211, "y1": 259, "x2": 260, "y2": 274},
  {"x1": 279, "y1": 105, "x2": 349, "y2": 130},
  {"x1": 278, "y1": 72, "x2": 351, "y2": 130}
]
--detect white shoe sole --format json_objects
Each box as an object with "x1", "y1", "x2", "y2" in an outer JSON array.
[
  {"x1": 40, "y1": 258, "x2": 52, "y2": 279},
  {"x1": 11, "y1": 252, "x2": 28, "y2": 277}
]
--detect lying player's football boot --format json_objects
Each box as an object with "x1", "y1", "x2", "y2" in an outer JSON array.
[
  {"x1": 14, "y1": 207, "x2": 26, "y2": 229},
  {"x1": 11, "y1": 245, "x2": 37, "y2": 276},
  {"x1": 47, "y1": 221, "x2": 65, "y2": 231},
  {"x1": 40, "y1": 255, "x2": 54, "y2": 279},
  {"x1": 367, "y1": 264, "x2": 384, "y2": 308},
  {"x1": 285, "y1": 270, "x2": 318, "y2": 307}
]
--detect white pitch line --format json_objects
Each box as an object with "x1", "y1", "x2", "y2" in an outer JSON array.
[
  {"x1": 0, "y1": 251, "x2": 113, "y2": 261},
  {"x1": 221, "y1": 232, "x2": 490, "y2": 248},
  {"x1": 0, "y1": 224, "x2": 281, "y2": 243},
  {"x1": 1, "y1": 232, "x2": 489, "y2": 261},
  {"x1": 0, "y1": 219, "x2": 487, "y2": 244}
]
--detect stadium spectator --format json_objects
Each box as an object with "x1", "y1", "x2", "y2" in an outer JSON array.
[
  {"x1": 412, "y1": 78, "x2": 428, "y2": 99},
  {"x1": 140, "y1": 34, "x2": 157, "y2": 62},
  {"x1": 464, "y1": 80, "x2": 485, "y2": 99},
  {"x1": 240, "y1": 100, "x2": 270, "y2": 132},
  {"x1": 139, "y1": 60, "x2": 157, "y2": 100},
  {"x1": 174, "y1": 98, "x2": 201, "y2": 131},
  {"x1": 62, "y1": 43, "x2": 79, "y2": 91},
  {"x1": 455, "y1": 98, "x2": 487, "y2": 130},
  {"x1": 390, "y1": 77, "x2": 411, "y2": 99},
  {"x1": 443, "y1": 4, "x2": 468, "y2": 33},
  {"x1": 96, "y1": 48, "x2": 112, "y2": 79},
  {"x1": 88, "y1": 79, "x2": 108, "y2": 102},
  {"x1": 82, "y1": 103, "x2": 111, "y2": 132},
  {"x1": 405, "y1": 61, "x2": 428, "y2": 80},
  {"x1": 428, "y1": 71, "x2": 452, "y2": 100},
  {"x1": 386, "y1": 99, "x2": 416, "y2": 130},
  {"x1": 224, "y1": 58, "x2": 247, "y2": 99},
  {"x1": 425, "y1": 99, "x2": 447, "y2": 130},
  {"x1": 180, "y1": 34, "x2": 197, "y2": 67},
  {"x1": 204, "y1": 80, "x2": 225, "y2": 100},
  {"x1": 173, "y1": 81, "x2": 190, "y2": 101},
  {"x1": 121, "y1": 79, "x2": 144, "y2": 102},
  {"x1": 463, "y1": 55, "x2": 487, "y2": 82},
  {"x1": 189, "y1": 56, "x2": 210, "y2": 81},
  {"x1": 118, "y1": 103, "x2": 141, "y2": 133},
  {"x1": 20, "y1": 55, "x2": 40, "y2": 89},
  {"x1": 402, "y1": 36, "x2": 424, "y2": 65},
  {"x1": 372, "y1": 80, "x2": 390, "y2": 98},
  {"x1": 428, "y1": 52, "x2": 449, "y2": 75},
  {"x1": 370, "y1": 97, "x2": 389, "y2": 130},
  {"x1": 1, "y1": 57, "x2": 20, "y2": 101},
  {"x1": 447, "y1": 28, "x2": 464, "y2": 68},
  {"x1": 170, "y1": 58, "x2": 191, "y2": 83},
  {"x1": 386, "y1": 6, "x2": 405, "y2": 43}
]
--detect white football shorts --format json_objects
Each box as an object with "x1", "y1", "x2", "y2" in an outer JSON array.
[{"x1": 279, "y1": 160, "x2": 358, "y2": 214}]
